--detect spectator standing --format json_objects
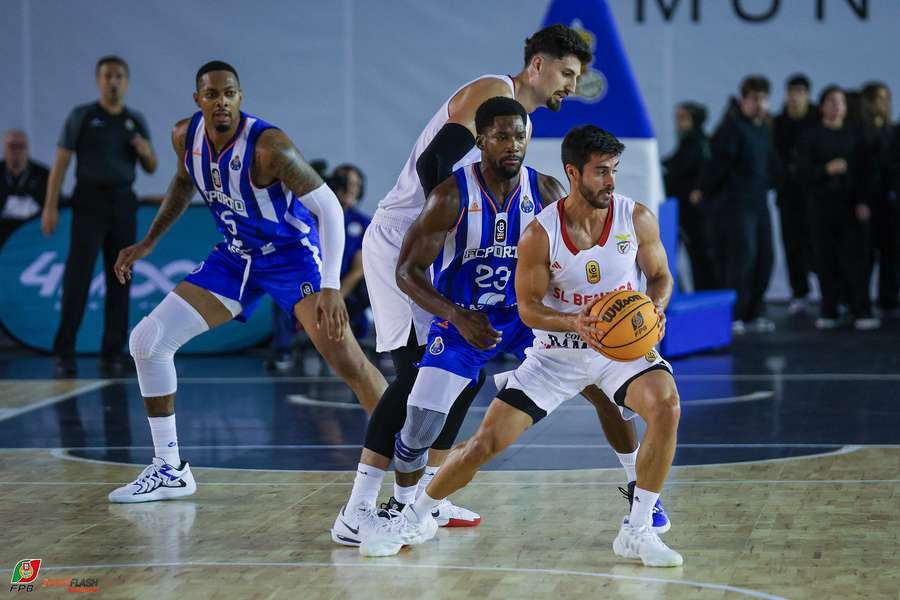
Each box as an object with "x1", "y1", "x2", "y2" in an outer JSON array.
[
  {"x1": 41, "y1": 56, "x2": 157, "y2": 376},
  {"x1": 773, "y1": 74, "x2": 819, "y2": 315},
  {"x1": 797, "y1": 85, "x2": 879, "y2": 330},
  {"x1": 662, "y1": 102, "x2": 716, "y2": 290},
  {"x1": 860, "y1": 82, "x2": 897, "y2": 316},
  {"x1": 0, "y1": 130, "x2": 49, "y2": 247},
  {"x1": 702, "y1": 76, "x2": 778, "y2": 334}
]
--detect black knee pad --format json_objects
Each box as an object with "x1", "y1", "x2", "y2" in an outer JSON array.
[
  {"x1": 362, "y1": 333, "x2": 424, "y2": 458},
  {"x1": 432, "y1": 368, "x2": 486, "y2": 450}
]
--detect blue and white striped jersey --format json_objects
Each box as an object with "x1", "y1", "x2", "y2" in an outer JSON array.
[
  {"x1": 183, "y1": 111, "x2": 319, "y2": 255},
  {"x1": 433, "y1": 163, "x2": 543, "y2": 310}
]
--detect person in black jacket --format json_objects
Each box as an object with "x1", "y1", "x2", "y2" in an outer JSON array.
[
  {"x1": 773, "y1": 74, "x2": 818, "y2": 315},
  {"x1": 0, "y1": 130, "x2": 49, "y2": 247},
  {"x1": 860, "y1": 82, "x2": 897, "y2": 316},
  {"x1": 797, "y1": 85, "x2": 879, "y2": 330},
  {"x1": 702, "y1": 76, "x2": 777, "y2": 334},
  {"x1": 662, "y1": 102, "x2": 715, "y2": 290}
]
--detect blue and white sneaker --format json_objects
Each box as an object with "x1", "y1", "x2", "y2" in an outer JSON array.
[
  {"x1": 619, "y1": 481, "x2": 671, "y2": 534},
  {"x1": 108, "y1": 457, "x2": 196, "y2": 503}
]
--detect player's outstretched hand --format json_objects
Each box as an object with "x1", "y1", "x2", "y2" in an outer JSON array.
[
  {"x1": 453, "y1": 309, "x2": 502, "y2": 350},
  {"x1": 316, "y1": 288, "x2": 348, "y2": 342},
  {"x1": 573, "y1": 296, "x2": 609, "y2": 354},
  {"x1": 114, "y1": 239, "x2": 154, "y2": 284}
]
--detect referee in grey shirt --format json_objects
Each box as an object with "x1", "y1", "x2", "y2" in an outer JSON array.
[{"x1": 41, "y1": 55, "x2": 157, "y2": 376}]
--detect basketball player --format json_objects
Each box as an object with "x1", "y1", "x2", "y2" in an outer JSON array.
[
  {"x1": 340, "y1": 24, "x2": 666, "y2": 534},
  {"x1": 362, "y1": 126, "x2": 683, "y2": 567},
  {"x1": 334, "y1": 97, "x2": 558, "y2": 545},
  {"x1": 107, "y1": 61, "x2": 387, "y2": 503}
]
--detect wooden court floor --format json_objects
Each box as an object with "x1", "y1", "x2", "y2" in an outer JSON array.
[{"x1": 2, "y1": 435, "x2": 898, "y2": 598}]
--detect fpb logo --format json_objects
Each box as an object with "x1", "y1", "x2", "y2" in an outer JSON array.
[{"x1": 9, "y1": 559, "x2": 41, "y2": 592}]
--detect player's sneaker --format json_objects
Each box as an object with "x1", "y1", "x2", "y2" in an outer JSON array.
[
  {"x1": 432, "y1": 498, "x2": 481, "y2": 527},
  {"x1": 613, "y1": 517, "x2": 683, "y2": 567},
  {"x1": 359, "y1": 504, "x2": 438, "y2": 557},
  {"x1": 108, "y1": 457, "x2": 196, "y2": 503},
  {"x1": 331, "y1": 502, "x2": 390, "y2": 547},
  {"x1": 619, "y1": 482, "x2": 671, "y2": 534}
]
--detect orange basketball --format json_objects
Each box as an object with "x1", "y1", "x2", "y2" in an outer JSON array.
[{"x1": 588, "y1": 290, "x2": 660, "y2": 361}]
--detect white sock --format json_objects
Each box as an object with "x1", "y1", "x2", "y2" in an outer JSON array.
[
  {"x1": 629, "y1": 486, "x2": 659, "y2": 527},
  {"x1": 615, "y1": 445, "x2": 639, "y2": 483},
  {"x1": 394, "y1": 481, "x2": 418, "y2": 505},
  {"x1": 148, "y1": 415, "x2": 180, "y2": 466},
  {"x1": 413, "y1": 491, "x2": 441, "y2": 517},
  {"x1": 416, "y1": 465, "x2": 439, "y2": 499},
  {"x1": 347, "y1": 463, "x2": 385, "y2": 509}
]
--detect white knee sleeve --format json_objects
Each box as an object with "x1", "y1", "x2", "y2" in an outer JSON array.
[
  {"x1": 407, "y1": 367, "x2": 472, "y2": 413},
  {"x1": 129, "y1": 293, "x2": 210, "y2": 397}
]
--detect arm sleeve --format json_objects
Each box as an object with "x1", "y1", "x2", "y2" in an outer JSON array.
[
  {"x1": 415, "y1": 122, "x2": 476, "y2": 197},
  {"x1": 297, "y1": 183, "x2": 346, "y2": 290},
  {"x1": 57, "y1": 106, "x2": 87, "y2": 150}
]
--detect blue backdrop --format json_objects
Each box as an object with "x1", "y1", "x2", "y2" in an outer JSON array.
[{"x1": 0, "y1": 207, "x2": 272, "y2": 353}]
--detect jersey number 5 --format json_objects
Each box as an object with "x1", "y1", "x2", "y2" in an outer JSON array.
[{"x1": 219, "y1": 210, "x2": 238, "y2": 236}]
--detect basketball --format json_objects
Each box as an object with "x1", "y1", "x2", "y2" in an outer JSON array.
[{"x1": 588, "y1": 290, "x2": 660, "y2": 361}]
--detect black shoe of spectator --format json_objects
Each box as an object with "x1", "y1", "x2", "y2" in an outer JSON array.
[{"x1": 55, "y1": 356, "x2": 77, "y2": 378}]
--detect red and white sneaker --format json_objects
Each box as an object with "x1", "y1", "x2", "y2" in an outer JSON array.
[{"x1": 432, "y1": 498, "x2": 481, "y2": 527}]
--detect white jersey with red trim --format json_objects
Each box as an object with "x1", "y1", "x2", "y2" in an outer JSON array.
[
  {"x1": 376, "y1": 74, "x2": 532, "y2": 221},
  {"x1": 532, "y1": 193, "x2": 642, "y2": 350}
]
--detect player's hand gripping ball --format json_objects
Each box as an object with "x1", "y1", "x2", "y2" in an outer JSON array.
[{"x1": 588, "y1": 290, "x2": 661, "y2": 361}]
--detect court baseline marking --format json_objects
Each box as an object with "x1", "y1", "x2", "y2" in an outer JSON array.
[
  {"x1": 43, "y1": 443, "x2": 865, "y2": 472},
  {"x1": 287, "y1": 390, "x2": 776, "y2": 410},
  {"x1": 5, "y1": 560, "x2": 787, "y2": 599}
]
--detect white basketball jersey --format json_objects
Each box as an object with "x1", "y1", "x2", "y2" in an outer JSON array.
[
  {"x1": 533, "y1": 194, "x2": 642, "y2": 349},
  {"x1": 377, "y1": 74, "x2": 532, "y2": 221}
]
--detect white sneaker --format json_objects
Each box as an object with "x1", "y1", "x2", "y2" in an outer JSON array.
[
  {"x1": 359, "y1": 504, "x2": 438, "y2": 557},
  {"x1": 331, "y1": 502, "x2": 388, "y2": 547},
  {"x1": 788, "y1": 298, "x2": 809, "y2": 315},
  {"x1": 854, "y1": 317, "x2": 881, "y2": 331},
  {"x1": 815, "y1": 317, "x2": 839, "y2": 330},
  {"x1": 108, "y1": 457, "x2": 197, "y2": 503},
  {"x1": 432, "y1": 498, "x2": 481, "y2": 527},
  {"x1": 613, "y1": 518, "x2": 683, "y2": 567},
  {"x1": 731, "y1": 321, "x2": 746, "y2": 335},
  {"x1": 747, "y1": 317, "x2": 776, "y2": 333}
]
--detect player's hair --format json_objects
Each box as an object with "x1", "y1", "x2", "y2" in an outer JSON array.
[
  {"x1": 561, "y1": 125, "x2": 625, "y2": 171},
  {"x1": 196, "y1": 61, "x2": 240, "y2": 90},
  {"x1": 96, "y1": 55, "x2": 129, "y2": 77},
  {"x1": 786, "y1": 73, "x2": 811, "y2": 91},
  {"x1": 740, "y1": 75, "x2": 770, "y2": 97},
  {"x1": 524, "y1": 24, "x2": 592, "y2": 66},
  {"x1": 474, "y1": 97, "x2": 528, "y2": 135}
]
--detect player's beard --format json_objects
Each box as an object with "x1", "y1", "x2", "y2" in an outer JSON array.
[
  {"x1": 578, "y1": 179, "x2": 612, "y2": 209},
  {"x1": 215, "y1": 123, "x2": 230, "y2": 133},
  {"x1": 490, "y1": 158, "x2": 522, "y2": 180},
  {"x1": 545, "y1": 96, "x2": 562, "y2": 112}
]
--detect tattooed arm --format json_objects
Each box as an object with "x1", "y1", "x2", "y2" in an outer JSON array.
[
  {"x1": 114, "y1": 119, "x2": 196, "y2": 284},
  {"x1": 255, "y1": 129, "x2": 348, "y2": 341}
]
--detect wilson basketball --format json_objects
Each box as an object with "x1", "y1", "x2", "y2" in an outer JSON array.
[{"x1": 588, "y1": 290, "x2": 660, "y2": 361}]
